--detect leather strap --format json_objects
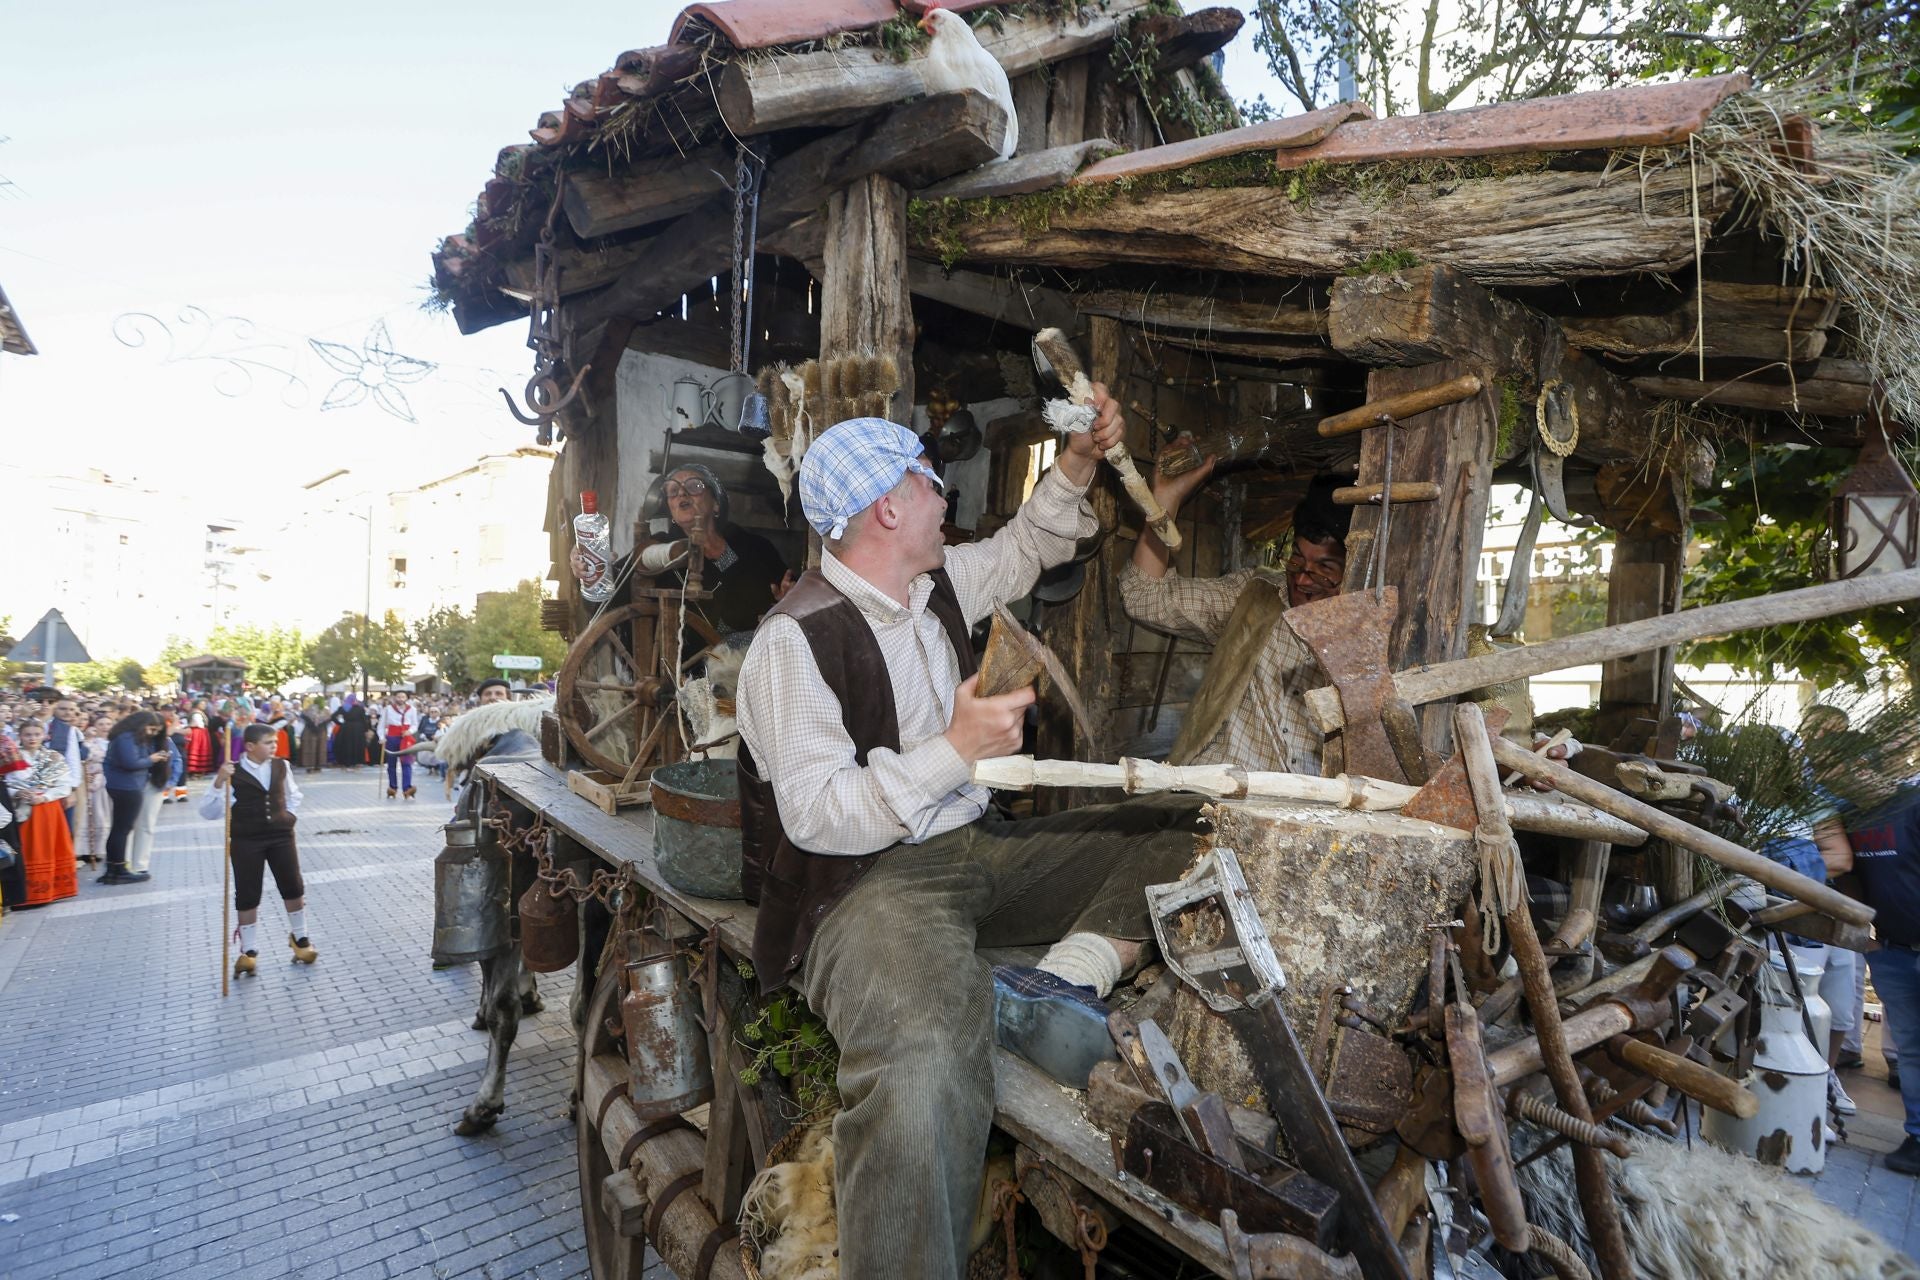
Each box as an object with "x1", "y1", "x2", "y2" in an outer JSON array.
[
  {"x1": 647, "y1": 1169, "x2": 705, "y2": 1244},
  {"x1": 620, "y1": 1113, "x2": 694, "y2": 1170},
  {"x1": 696, "y1": 1224, "x2": 740, "y2": 1280}
]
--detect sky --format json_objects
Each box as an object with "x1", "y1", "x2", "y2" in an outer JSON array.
[{"x1": 0, "y1": 1, "x2": 1291, "y2": 501}]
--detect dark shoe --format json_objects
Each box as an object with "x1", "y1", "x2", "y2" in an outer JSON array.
[
  {"x1": 96, "y1": 869, "x2": 135, "y2": 885},
  {"x1": 124, "y1": 871, "x2": 151, "y2": 882},
  {"x1": 1838, "y1": 1052, "x2": 1867, "y2": 1070},
  {"x1": 991, "y1": 965, "x2": 1116, "y2": 1088},
  {"x1": 1886, "y1": 1136, "x2": 1920, "y2": 1176}
]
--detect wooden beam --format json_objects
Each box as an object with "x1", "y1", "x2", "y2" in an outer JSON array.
[
  {"x1": 715, "y1": 0, "x2": 1157, "y2": 135},
  {"x1": 562, "y1": 146, "x2": 733, "y2": 239},
  {"x1": 907, "y1": 262, "x2": 1078, "y2": 333},
  {"x1": 1045, "y1": 56, "x2": 1091, "y2": 149},
  {"x1": 913, "y1": 163, "x2": 1731, "y2": 287},
  {"x1": 1631, "y1": 371, "x2": 1873, "y2": 417},
  {"x1": 1329, "y1": 263, "x2": 1664, "y2": 474},
  {"x1": 501, "y1": 238, "x2": 657, "y2": 301},
  {"x1": 1073, "y1": 288, "x2": 1329, "y2": 337},
  {"x1": 822, "y1": 174, "x2": 915, "y2": 423},
  {"x1": 917, "y1": 138, "x2": 1118, "y2": 201},
  {"x1": 572, "y1": 90, "x2": 1006, "y2": 333},
  {"x1": 1128, "y1": 7, "x2": 1245, "y2": 72},
  {"x1": 1558, "y1": 281, "x2": 1839, "y2": 363}
]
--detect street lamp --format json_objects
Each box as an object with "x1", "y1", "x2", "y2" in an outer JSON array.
[{"x1": 1831, "y1": 387, "x2": 1919, "y2": 580}]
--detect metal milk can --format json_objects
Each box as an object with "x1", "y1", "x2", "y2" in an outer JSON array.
[
  {"x1": 518, "y1": 876, "x2": 579, "y2": 973},
  {"x1": 431, "y1": 819, "x2": 511, "y2": 965},
  {"x1": 621, "y1": 953, "x2": 715, "y2": 1119},
  {"x1": 1704, "y1": 976, "x2": 1831, "y2": 1173}
]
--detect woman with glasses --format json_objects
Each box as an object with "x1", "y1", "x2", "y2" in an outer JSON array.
[
  {"x1": 571, "y1": 463, "x2": 792, "y2": 651},
  {"x1": 1119, "y1": 438, "x2": 1351, "y2": 775}
]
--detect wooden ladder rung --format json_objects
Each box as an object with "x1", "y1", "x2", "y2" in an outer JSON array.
[
  {"x1": 1316, "y1": 373, "x2": 1484, "y2": 438},
  {"x1": 1333, "y1": 482, "x2": 1442, "y2": 506}
]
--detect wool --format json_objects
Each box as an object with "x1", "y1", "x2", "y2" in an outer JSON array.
[
  {"x1": 1037, "y1": 932, "x2": 1124, "y2": 997},
  {"x1": 682, "y1": 646, "x2": 743, "y2": 759},
  {"x1": 1517, "y1": 1128, "x2": 1920, "y2": 1279},
  {"x1": 741, "y1": 1121, "x2": 840, "y2": 1280},
  {"x1": 430, "y1": 695, "x2": 553, "y2": 774}
]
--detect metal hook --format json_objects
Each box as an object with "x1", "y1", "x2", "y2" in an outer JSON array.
[{"x1": 498, "y1": 362, "x2": 592, "y2": 428}]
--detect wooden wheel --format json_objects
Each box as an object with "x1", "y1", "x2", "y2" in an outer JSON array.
[
  {"x1": 557, "y1": 604, "x2": 673, "y2": 778},
  {"x1": 576, "y1": 965, "x2": 649, "y2": 1280}
]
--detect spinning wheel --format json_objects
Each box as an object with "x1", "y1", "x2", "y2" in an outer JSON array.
[{"x1": 555, "y1": 580, "x2": 723, "y2": 780}]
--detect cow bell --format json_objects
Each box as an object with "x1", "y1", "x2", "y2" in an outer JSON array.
[
  {"x1": 431, "y1": 819, "x2": 511, "y2": 965},
  {"x1": 517, "y1": 875, "x2": 579, "y2": 973},
  {"x1": 621, "y1": 953, "x2": 715, "y2": 1119}
]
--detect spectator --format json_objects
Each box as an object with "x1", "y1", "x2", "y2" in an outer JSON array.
[
  {"x1": 47, "y1": 697, "x2": 87, "y2": 841},
  {"x1": 103, "y1": 710, "x2": 167, "y2": 885},
  {"x1": 11, "y1": 719, "x2": 78, "y2": 905},
  {"x1": 0, "y1": 731, "x2": 27, "y2": 913},
  {"x1": 297, "y1": 698, "x2": 329, "y2": 774},
  {"x1": 81, "y1": 714, "x2": 111, "y2": 866}
]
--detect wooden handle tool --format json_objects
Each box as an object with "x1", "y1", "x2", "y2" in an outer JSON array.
[{"x1": 1032, "y1": 327, "x2": 1181, "y2": 550}]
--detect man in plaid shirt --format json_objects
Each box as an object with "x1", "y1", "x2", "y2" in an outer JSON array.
[{"x1": 1120, "y1": 441, "x2": 1350, "y2": 775}]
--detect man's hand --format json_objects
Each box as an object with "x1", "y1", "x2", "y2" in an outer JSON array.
[
  {"x1": 214, "y1": 763, "x2": 234, "y2": 789},
  {"x1": 944, "y1": 674, "x2": 1036, "y2": 765},
  {"x1": 772, "y1": 570, "x2": 796, "y2": 602},
  {"x1": 1055, "y1": 382, "x2": 1127, "y2": 485},
  {"x1": 1150, "y1": 433, "x2": 1218, "y2": 520}
]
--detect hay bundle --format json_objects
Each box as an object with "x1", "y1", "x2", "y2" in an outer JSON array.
[
  {"x1": 757, "y1": 355, "x2": 902, "y2": 507},
  {"x1": 741, "y1": 1121, "x2": 840, "y2": 1280},
  {"x1": 1517, "y1": 1131, "x2": 1920, "y2": 1279}
]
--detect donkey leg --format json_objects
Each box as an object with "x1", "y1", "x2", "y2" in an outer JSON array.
[
  {"x1": 456, "y1": 947, "x2": 525, "y2": 1136},
  {"x1": 518, "y1": 969, "x2": 544, "y2": 1016}
]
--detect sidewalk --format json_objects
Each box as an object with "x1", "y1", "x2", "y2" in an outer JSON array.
[{"x1": 0, "y1": 768, "x2": 655, "y2": 1279}]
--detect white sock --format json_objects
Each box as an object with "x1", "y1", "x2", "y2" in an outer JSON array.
[
  {"x1": 286, "y1": 909, "x2": 307, "y2": 941},
  {"x1": 1036, "y1": 933, "x2": 1124, "y2": 997},
  {"x1": 239, "y1": 922, "x2": 259, "y2": 954}
]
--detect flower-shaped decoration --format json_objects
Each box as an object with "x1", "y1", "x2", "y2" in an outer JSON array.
[{"x1": 310, "y1": 320, "x2": 437, "y2": 421}]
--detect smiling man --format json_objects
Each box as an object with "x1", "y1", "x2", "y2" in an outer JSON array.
[
  {"x1": 736, "y1": 408, "x2": 1206, "y2": 1280},
  {"x1": 1119, "y1": 443, "x2": 1351, "y2": 774}
]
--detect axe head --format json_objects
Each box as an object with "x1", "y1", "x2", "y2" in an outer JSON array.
[
  {"x1": 1031, "y1": 327, "x2": 1091, "y2": 403},
  {"x1": 1283, "y1": 587, "x2": 1406, "y2": 783}
]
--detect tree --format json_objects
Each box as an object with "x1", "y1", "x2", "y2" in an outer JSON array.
[
  {"x1": 1249, "y1": 0, "x2": 1916, "y2": 118},
  {"x1": 58, "y1": 661, "x2": 126, "y2": 692},
  {"x1": 305, "y1": 617, "x2": 362, "y2": 687},
  {"x1": 411, "y1": 605, "x2": 474, "y2": 690},
  {"x1": 206, "y1": 624, "x2": 309, "y2": 690},
  {"x1": 1683, "y1": 439, "x2": 1918, "y2": 689},
  {"x1": 363, "y1": 611, "x2": 414, "y2": 686},
  {"x1": 116, "y1": 658, "x2": 148, "y2": 691},
  {"x1": 463, "y1": 581, "x2": 567, "y2": 683}
]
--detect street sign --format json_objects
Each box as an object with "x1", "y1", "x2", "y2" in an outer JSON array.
[
  {"x1": 492, "y1": 654, "x2": 544, "y2": 671},
  {"x1": 7, "y1": 609, "x2": 92, "y2": 667}
]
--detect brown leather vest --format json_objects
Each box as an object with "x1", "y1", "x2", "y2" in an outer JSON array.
[{"x1": 738, "y1": 567, "x2": 976, "y2": 994}]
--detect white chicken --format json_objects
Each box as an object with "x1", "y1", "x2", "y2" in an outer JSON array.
[{"x1": 918, "y1": 5, "x2": 1018, "y2": 160}]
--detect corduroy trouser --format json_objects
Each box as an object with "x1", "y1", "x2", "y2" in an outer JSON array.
[{"x1": 799, "y1": 794, "x2": 1204, "y2": 1280}]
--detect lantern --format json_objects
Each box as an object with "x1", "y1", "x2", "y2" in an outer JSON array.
[{"x1": 1831, "y1": 390, "x2": 1919, "y2": 579}]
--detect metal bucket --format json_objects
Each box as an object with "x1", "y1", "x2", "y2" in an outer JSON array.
[
  {"x1": 650, "y1": 759, "x2": 744, "y2": 900},
  {"x1": 622, "y1": 953, "x2": 715, "y2": 1119},
  {"x1": 518, "y1": 876, "x2": 579, "y2": 973},
  {"x1": 432, "y1": 819, "x2": 511, "y2": 965}
]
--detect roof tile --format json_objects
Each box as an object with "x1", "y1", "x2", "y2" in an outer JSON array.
[
  {"x1": 1271, "y1": 73, "x2": 1752, "y2": 170},
  {"x1": 670, "y1": 0, "x2": 901, "y2": 50},
  {"x1": 1073, "y1": 101, "x2": 1373, "y2": 185}
]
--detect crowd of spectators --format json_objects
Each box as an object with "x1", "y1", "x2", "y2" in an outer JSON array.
[{"x1": 0, "y1": 680, "x2": 535, "y2": 913}]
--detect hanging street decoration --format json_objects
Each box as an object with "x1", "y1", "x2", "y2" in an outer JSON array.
[
  {"x1": 113, "y1": 308, "x2": 442, "y2": 423},
  {"x1": 310, "y1": 319, "x2": 438, "y2": 422}
]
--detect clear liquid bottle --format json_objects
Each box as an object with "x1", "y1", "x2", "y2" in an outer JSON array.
[{"x1": 574, "y1": 490, "x2": 615, "y2": 602}]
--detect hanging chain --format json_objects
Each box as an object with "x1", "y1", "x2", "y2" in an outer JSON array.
[
  {"x1": 481, "y1": 777, "x2": 635, "y2": 908},
  {"x1": 729, "y1": 144, "x2": 765, "y2": 376},
  {"x1": 1365, "y1": 422, "x2": 1397, "y2": 601},
  {"x1": 498, "y1": 175, "x2": 590, "y2": 442}
]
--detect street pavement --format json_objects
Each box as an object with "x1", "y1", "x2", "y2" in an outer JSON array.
[{"x1": 0, "y1": 767, "x2": 663, "y2": 1280}]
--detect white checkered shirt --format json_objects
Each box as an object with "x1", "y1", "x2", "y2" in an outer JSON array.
[
  {"x1": 738, "y1": 466, "x2": 1096, "y2": 856},
  {"x1": 1117, "y1": 564, "x2": 1326, "y2": 775}
]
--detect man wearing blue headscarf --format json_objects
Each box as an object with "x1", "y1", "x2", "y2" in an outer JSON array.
[{"x1": 737, "y1": 392, "x2": 1206, "y2": 1280}]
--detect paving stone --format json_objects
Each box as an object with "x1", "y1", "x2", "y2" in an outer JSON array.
[{"x1": 0, "y1": 773, "x2": 611, "y2": 1279}]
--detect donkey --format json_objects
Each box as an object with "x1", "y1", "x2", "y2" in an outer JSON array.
[{"x1": 422, "y1": 697, "x2": 608, "y2": 1136}]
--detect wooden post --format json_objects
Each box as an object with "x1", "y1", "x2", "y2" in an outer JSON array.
[
  {"x1": 1595, "y1": 525, "x2": 1686, "y2": 747},
  {"x1": 820, "y1": 174, "x2": 915, "y2": 425},
  {"x1": 1335, "y1": 360, "x2": 1497, "y2": 758}
]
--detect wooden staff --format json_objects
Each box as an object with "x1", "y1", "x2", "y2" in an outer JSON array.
[{"x1": 221, "y1": 776, "x2": 232, "y2": 998}]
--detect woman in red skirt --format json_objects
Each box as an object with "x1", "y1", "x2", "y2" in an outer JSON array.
[
  {"x1": 186, "y1": 700, "x2": 215, "y2": 774},
  {"x1": 9, "y1": 720, "x2": 77, "y2": 907}
]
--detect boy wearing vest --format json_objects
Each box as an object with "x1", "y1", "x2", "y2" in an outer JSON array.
[
  {"x1": 737, "y1": 409, "x2": 1205, "y2": 1280},
  {"x1": 200, "y1": 723, "x2": 317, "y2": 976}
]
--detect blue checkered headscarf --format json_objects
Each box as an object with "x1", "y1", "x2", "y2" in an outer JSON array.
[{"x1": 799, "y1": 417, "x2": 944, "y2": 540}]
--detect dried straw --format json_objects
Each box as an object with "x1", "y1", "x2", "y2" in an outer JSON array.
[{"x1": 1692, "y1": 89, "x2": 1920, "y2": 427}]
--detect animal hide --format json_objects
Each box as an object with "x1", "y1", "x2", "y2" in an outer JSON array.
[
  {"x1": 430, "y1": 695, "x2": 554, "y2": 774},
  {"x1": 680, "y1": 646, "x2": 742, "y2": 760},
  {"x1": 1516, "y1": 1130, "x2": 1920, "y2": 1279},
  {"x1": 742, "y1": 1121, "x2": 840, "y2": 1280}
]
